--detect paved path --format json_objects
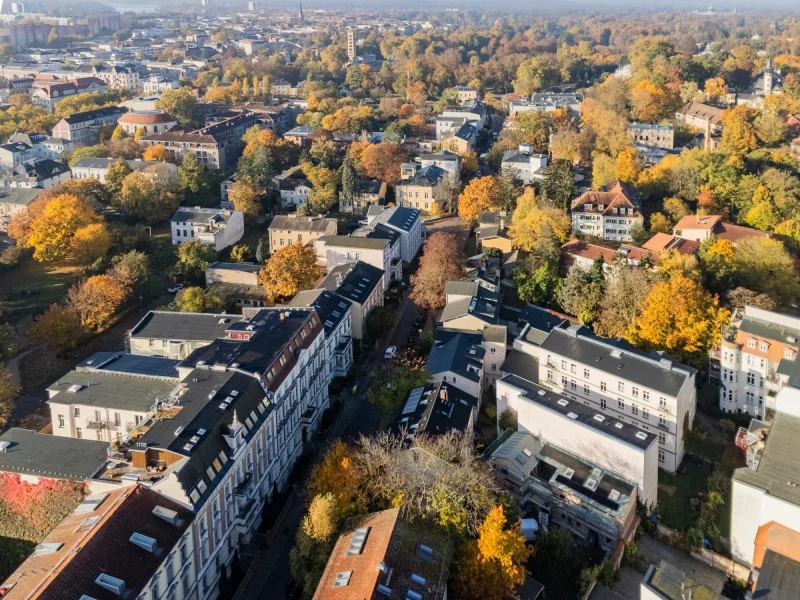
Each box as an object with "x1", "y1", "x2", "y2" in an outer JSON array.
[{"x1": 4, "y1": 345, "x2": 43, "y2": 387}]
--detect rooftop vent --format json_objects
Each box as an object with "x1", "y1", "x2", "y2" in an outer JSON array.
[
  {"x1": 32, "y1": 542, "x2": 64, "y2": 557},
  {"x1": 183, "y1": 443, "x2": 194, "y2": 452},
  {"x1": 591, "y1": 467, "x2": 602, "y2": 479},
  {"x1": 152, "y1": 506, "x2": 179, "y2": 526},
  {"x1": 129, "y1": 532, "x2": 158, "y2": 554},
  {"x1": 197, "y1": 428, "x2": 207, "y2": 435},
  {"x1": 635, "y1": 432, "x2": 647, "y2": 440},
  {"x1": 173, "y1": 426, "x2": 183, "y2": 437},
  {"x1": 614, "y1": 423, "x2": 624, "y2": 429},
  {"x1": 74, "y1": 493, "x2": 109, "y2": 515},
  {"x1": 610, "y1": 349, "x2": 622, "y2": 359},
  {"x1": 537, "y1": 389, "x2": 546, "y2": 396},
  {"x1": 67, "y1": 384, "x2": 83, "y2": 393},
  {"x1": 593, "y1": 414, "x2": 605, "y2": 422},
  {"x1": 95, "y1": 574, "x2": 125, "y2": 596},
  {"x1": 567, "y1": 412, "x2": 578, "y2": 420},
  {"x1": 334, "y1": 571, "x2": 352, "y2": 588},
  {"x1": 609, "y1": 489, "x2": 621, "y2": 502},
  {"x1": 563, "y1": 468, "x2": 575, "y2": 479},
  {"x1": 557, "y1": 399, "x2": 569, "y2": 407},
  {"x1": 346, "y1": 527, "x2": 370, "y2": 556},
  {"x1": 585, "y1": 478, "x2": 599, "y2": 492},
  {"x1": 0, "y1": 441, "x2": 9, "y2": 452}
]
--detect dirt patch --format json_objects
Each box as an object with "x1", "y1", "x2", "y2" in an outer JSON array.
[{"x1": 659, "y1": 483, "x2": 677, "y2": 497}]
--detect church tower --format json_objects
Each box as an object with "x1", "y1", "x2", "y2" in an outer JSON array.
[{"x1": 764, "y1": 56, "x2": 774, "y2": 97}]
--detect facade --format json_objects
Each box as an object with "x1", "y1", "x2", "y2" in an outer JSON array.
[
  {"x1": 0, "y1": 158, "x2": 70, "y2": 189},
  {"x1": 76, "y1": 63, "x2": 142, "y2": 92},
  {"x1": 675, "y1": 101, "x2": 724, "y2": 131},
  {"x1": 205, "y1": 262, "x2": 266, "y2": 309},
  {"x1": 141, "y1": 112, "x2": 258, "y2": 170},
  {"x1": 275, "y1": 175, "x2": 313, "y2": 208},
  {"x1": 129, "y1": 312, "x2": 245, "y2": 360},
  {"x1": 501, "y1": 144, "x2": 548, "y2": 184},
  {"x1": 117, "y1": 110, "x2": 178, "y2": 135},
  {"x1": 627, "y1": 123, "x2": 675, "y2": 149},
  {"x1": 72, "y1": 157, "x2": 177, "y2": 184},
  {"x1": 316, "y1": 261, "x2": 384, "y2": 340},
  {"x1": 324, "y1": 235, "x2": 401, "y2": 286},
  {"x1": 338, "y1": 178, "x2": 386, "y2": 214},
  {"x1": 673, "y1": 214, "x2": 770, "y2": 245},
  {"x1": 170, "y1": 207, "x2": 245, "y2": 251},
  {"x1": 31, "y1": 77, "x2": 108, "y2": 112},
  {"x1": 395, "y1": 164, "x2": 448, "y2": 212},
  {"x1": 0, "y1": 186, "x2": 40, "y2": 231},
  {"x1": 508, "y1": 92, "x2": 582, "y2": 116},
  {"x1": 475, "y1": 212, "x2": 512, "y2": 254},
  {"x1": 453, "y1": 85, "x2": 478, "y2": 104},
  {"x1": 0, "y1": 141, "x2": 34, "y2": 167},
  {"x1": 143, "y1": 76, "x2": 181, "y2": 94},
  {"x1": 419, "y1": 150, "x2": 461, "y2": 178},
  {"x1": 8, "y1": 132, "x2": 73, "y2": 161},
  {"x1": 570, "y1": 179, "x2": 644, "y2": 242},
  {"x1": 51, "y1": 106, "x2": 127, "y2": 145},
  {"x1": 362, "y1": 205, "x2": 423, "y2": 263},
  {"x1": 426, "y1": 329, "x2": 485, "y2": 399},
  {"x1": 505, "y1": 321, "x2": 697, "y2": 473},
  {"x1": 267, "y1": 214, "x2": 338, "y2": 255},
  {"x1": 560, "y1": 240, "x2": 653, "y2": 272},
  {"x1": 715, "y1": 306, "x2": 800, "y2": 418}
]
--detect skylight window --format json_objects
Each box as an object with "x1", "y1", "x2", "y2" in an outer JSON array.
[{"x1": 334, "y1": 571, "x2": 352, "y2": 588}]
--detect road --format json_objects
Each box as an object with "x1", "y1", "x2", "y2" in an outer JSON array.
[{"x1": 241, "y1": 216, "x2": 470, "y2": 600}]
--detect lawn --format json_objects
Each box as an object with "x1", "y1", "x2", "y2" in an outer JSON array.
[
  {"x1": 1, "y1": 257, "x2": 82, "y2": 316},
  {"x1": 658, "y1": 466, "x2": 730, "y2": 539},
  {"x1": 687, "y1": 431, "x2": 727, "y2": 463}
]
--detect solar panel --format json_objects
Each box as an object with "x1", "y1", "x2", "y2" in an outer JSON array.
[{"x1": 402, "y1": 387, "x2": 425, "y2": 415}]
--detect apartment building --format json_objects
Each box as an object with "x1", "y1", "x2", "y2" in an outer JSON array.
[
  {"x1": 570, "y1": 179, "x2": 644, "y2": 242},
  {"x1": 324, "y1": 235, "x2": 401, "y2": 286},
  {"x1": 395, "y1": 163, "x2": 448, "y2": 212},
  {"x1": 141, "y1": 112, "x2": 258, "y2": 170},
  {"x1": 673, "y1": 214, "x2": 769, "y2": 245},
  {"x1": 501, "y1": 143, "x2": 549, "y2": 185},
  {"x1": 675, "y1": 101, "x2": 724, "y2": 132},
  {"x1": 419, "y1": 149, "x2": 461, "y2": 178},
  {"x1": 51, "y1": 106, "x2": 127, "y2": 145},
  {"x1": 715, "y1": 306, "x2": 800, "y2": 418},
  {"x1": 338, "y1": 178, "x2": 386, "y2": 214},
  {"x1": 31, "y1": 77, "x2": 108, "y2": 112},
  {"x1": 72, "y1": 157, "x2": 177, "y2": 183},
  {"x1": 8, "y1": 132, "x2": 74, "y2": 161},
  {"x1": 170, "y1": 207, "x2": 245, "y2": 251},
  {"x1": 440, "y1": 278, "x2": 500, "y2": 331},
  {"x1": 426, "y1": 329, "x2": 484, "y2": 399},
  {"x1": 75, "y1": 63, "x2": 142, "y2": 92},
  {"x1": 0, "y1": 141, "x2": 35, "y2": 167},
  {"x1": 144, "y1": 76, "x2": 181, "y2": 94},
  {"x1": 0, "y1": 485, "x2": 196, "y2": 600},
  {"x1": 315, "y1": 261, "x2": 384, "y2": 340},
  {"x1": 117, "y1": 110, "x2": 178, "y2": 135},
  {"x1": 361, "y1": 205, "x2": 423, "y2": 263},
  {"x1": 0, "y1": 187, "x2": 40, "y2": 232},
  {"x1": 452, "y1": 85, "x2": 479, "y2": 104},
  {"x1": 627, "y1": 123, "x2": 675, "y2": 149},
  {"x1": 0, "y1": 158, "x2": 71, "y2": 189},
  {"x1": 508, "y1": 93, "x2": 582, "y2": 116},
  {"x1": 507, "y1": 321, "x2": 696, "y2": 473},
  {"x1": 267, "y1": 214, "x2": 338, "y2": 255},
  {"x1": 394, "y1": 380, "x2": 478, "y2": 441},
  {"x1": 129, "y1": 312, "x2": 246, "y2": 359}
]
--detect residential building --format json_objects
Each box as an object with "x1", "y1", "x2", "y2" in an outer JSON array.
[
  {"x1": 316, "y1": 261, "x2": 384, "y2": 340},
  {"x1": 271, "y1": 80, "x2": 305, "y2": 98},
  {"x1": 506, "y1": 320, "x2": 697, "y2": 473},
  {"x1": 570, "y1": 179, "x2": 644, "y2": 242},
  {"x1": 324, "y1": 235, "x2": 401, "y2": 286},
  {"x1": 283, "y1": 125, "x2": 314, "y2": 147},
  {"x1": 170, "y1": 207, "x2": 245, "y2": 251},
  {"x1": 627, "y1": 123, "x2": 675, "y2": 149},
  {"x1": 508, "y1": 92, "x2": 582, "y2": 116},
  {"x1": 72, "y1": 157, "x2": 177, "y2": 184},
  {"x1": 641, "y1": 233, "x2": 701, "y2": 257},
  {"x1": 268, "y1": 214, "x2": 338, "y2": 255},
  {"x1": 561, "y1": 240, "x2": 653, "y2": 272},
  {"x1": 489, "y1": 428, "x2": 643, "y2": 554},
  {"x1": 715, "y1": 306, "x2": 800, "y2": 418},
  {"x1": 675, "y1": 101, "x2": 724, "y2": 131},
  {"x1": 274, "y1": 173, "x2": 313, "y2": 209},
  {"x1": 501, "y1": 143, "x2": 549, "y2": 184},
  {"x1": 641, "y1": 561, "x2": 724, "y2": 600},
  {"x1": 117, "y1": 110, "x2": 178, "y2": 135},
  {"x1": 395, "y1": 164, "x2": 448, "y2": 212},
  {"x1": 0, "y1": 158, "x2": 70, "y2": 188},
  {"x1": 436, "y1": 101, "x2": 486, "y2": 136},
  {"x1": 338, "y1": 178, "x2": 386, "y2": 214},
  {"x1": 673, "y1": 214, "x2": 770, "y2": 245},
  {"x1": 0, "y1": 186, "x2": 40, "y2": 231},
  {"x1": 475, "y1": 212, "x2": 513, "y2": 254},
  {"x1": 51, "y1": 106, "x2": 127, "y2": 145},
  {"x1": 426, "y1": 329, "x2": 484, "y2": 399},
  {"x1": 313, "y1": 508, "x2": 451, "y2": 600},
  {"x1": 440, "y1": 278, "x2": 501, "y2": 331},
  {"x1": 129, "y1": 311, "x2": 246, "y2": 359},
  {"x1": 31, "y1": 77, "x2": 108, "y2": 112},
  {"x1": 441, "y1": 121, "x2": 478, "y2": 153},
  {"x1": 0, "y1": 140, "x2": 34, "y2": 167},
  {"x1": 419, "y1": 149, "x2": 461, "y2": 178},
  {"x1": 0, "y1": 485, "x2": 196, "y2": 600},
  {"x1": 8, "y1": 132, "x2": 73, "y2": 161},
  {"x1": 452, "y1": 85, "x2": 478, "y2": 104},
  {"x1": 143, "y1": 75, "x2": 181, "y2": 94},
  {"x1": 394, "y1": 380, "x2": 478, "y2": 441},
  {"x1": 495, "y1": 375, "x2": 658, "y2": 507},
  {"x1": 205, "y1": 262, "x2": 266, "y2": 309},
  {"x1": 141, "y1": 112, "x2": 258, "y2": 170},
  {"x1": 361, "y1": 205, "x2": 423, "y2": 263},
  {"x1": 289, "y1": 289, "x2": 354, "y2": 380},
  {"x1": 75, "y1": 63, "x2": 142, "y2": 92}
]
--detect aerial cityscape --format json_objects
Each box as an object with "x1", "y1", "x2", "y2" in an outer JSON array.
[{"x1": 0, "y1": 2, "x2": 799, "y2": 599}]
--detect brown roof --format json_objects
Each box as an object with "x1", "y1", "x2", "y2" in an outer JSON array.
[
  {"x1": 118, "y1": 111, "x2": 176, "y2": 125},
  {"x1": 673, "y1": 215, "x2": 769, "y2": 244},
  {"x1": 754, "y1": 522, "x2": 800, "y2": 569},
  {"x1": 561, "y1": 240, "x2": 652, "y2": 266},
  {"x1": 571, "y1": 179, "x2": 642, "y2": 216},
  {"x1": 717, "y1": 223, "x2": 770, "y2": 244},
  {"x1": 6, "y1": 485, "x2": 194, "y2": 600},
  {"x1": 642, "y1": 233, "x2": 701, "y2": 256},
  {"x1": 677, "y1": 101, "x2": 724, "y2": 125},
  {"x1": 673, "y1": 214, "x2": 722, "y2": 231}
]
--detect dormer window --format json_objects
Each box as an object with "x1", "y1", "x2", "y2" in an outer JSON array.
[
  {"x1": 786, "y1": 348, "x2": 794, "y2": 359},
  {"x1": 613, "y1": 207, "x2": 618, "y2": 214},
  {"x1": 760, "y1": 342, "x2": 768, "y2": 352},
  {"x1": 748, "y1": 339, "x2": 756, "y2": 349},
  {"x1": 598, "y1": 204, "x2": 604, "y2": 210}
]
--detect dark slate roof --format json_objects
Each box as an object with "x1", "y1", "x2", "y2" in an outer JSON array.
[
  {"x1": 0, "y1": 428, "x2": 109, "y2": 480},
  {"x1": 48, "y1": 371, "x2": 176, "y2": 412},
  {"x1": 756, "y1": 549, "x2": 800, "y2": 598},
  {"x1": 207, "y1": 261, "x2": 262, "y2": 274},
  {"x1": 396, "y1": 164, "x2": 447, "y2": 187},
  {"x1": 170, "y1": 207, "x2": 233, "y2": 224},
  {"x1": 501, "y1": 349, "x2": 538, "y2": 378},
  {"x1": 386, "y1": 206, "x2": 421, "y2": 233},
  {"x1": 499, "y1": 373, "x2": 656, "y2": 451},
  {"x1": 317, "y1": 261, "x2": 384, "y2": 305},
  {"x1": 519, "y1": 305, "x2": 567, "y2": 344},
  {"x1": 364, "y1": 223, "x2": 400, "y2": 244},
  {"x1": 130, "y1": 311, "x2": 245, "y2": 342},
  {"x1": 0, "y1": 186, "x2": 41, "y2": 206},
  {"x1": 538, "y1": 326, "x2": 695, "y2": 397},
  {"x1": 289, "y1": 288, "x2": 352, "y2": 335},
  {"x1": 62, "y1": 106, "x2": 126, "y2": 125},
  {"x1": 394, "y1": 380, "x2": 477, "y2": 437},
  {"x1": 324, "y1": 235, "x2": 388, "y2": 250},
  {"x1": 268, "y1": 215, "x2": 337, "y2": 233},
  {"x1": 739, "y1": 314, "x2": 800, "y2": 346},
  {"x1": 426, "y1": 329, "x2": 484, "y2": 382},
  {"x1": 77, "y1": 352, "x2": 181, "y2": 379}
]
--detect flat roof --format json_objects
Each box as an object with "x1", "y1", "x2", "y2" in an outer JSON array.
[
  {"x1": 48, "y1": 371, "x2": 176, "y2": 412},
  {"x1": 0, "y1": 429, "x2": 109, "y2": 481},
  {"x1": 76, "y1": 352, "x2": 180, "y2": 379},
  {"x1": 130, "y1": 311, "x2": 244, "y2": 342}
]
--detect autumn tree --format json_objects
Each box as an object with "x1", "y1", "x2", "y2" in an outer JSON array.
[
  {"x1": 507, "y1": 194, "x2": 570, "y2": 253},
  {"x1": 66, "y1": 274, "x2": 129, "y2": 331},
  {"x1": 259, "y1": 244, "x2": 320, "y2": 302},
  {"x1": 71, "y1": 222, "x2": 112, "y2": 264},
  {"x1": 28, "y1": 305, "x2": 86, "y2": 353},
  {"x1": 26, "y1": 194, "x2": 100, "y2": 261},
  {"x1": 229, "y1": 182, "x2": 262, "y2": 216},
  {"x1": 178, "y1": 153, "x2": 213, "y2": 201},
  {"x1": 732, "y1": 238, "x2": 800, "y2": 305},
  {"x1": 629, "y1": 274, "x2": 729, "y2": 365},
  {"x1": 176, "y1": 241, "x2": 217, "y2": 282},
  {"x1": 302, "y1": 494, "x2": 340, "y2": 543},
  {"x1": 142, "y1": 144, "x2": 172, "y2": 161},
  {"x1": 594, "y1": 265, "x2": 652, "y2": 338},
  {"x1": 721, "y1": 105, "x2": 759, "y2": 155},
  {"x1": 105, "y1": 159, "x2": 133, "y2": 197},
  {"x1": 0, "y1": 367, "x2": 19, "y2": 428},
  {"x1": 114, "y1": 167, "x2": 181, "y2": 223},
  {"x1": 156, "y1": 87, "x2": 200, "y2": 127},
  {"x1": 360, "y1": 143, "x2": 407, "y2": 183},
  {"x1": 175, "y1": 286, "x2": 226, "y2": 313},
  {"x1": 614, "y1": 148, "x2": 644, "y2": 184},
  {"x1": 704, "y1": 77, "x2": 728, "y2": 103},
  {"x1": 230, "y1": 244, "x2": 251, "y2": 262},
  {"x1": 630, "y1": 80, "x2": 671, "y2": 123},
  {"x1": 307, "y1": 440, "x2": 366, "y2": 517},
  {"x1": 410, "y1": 232, "x2": 465, "y2": 309},
  {"x1": 458, "y1": 176, "x2": 502, "y2": 223}
]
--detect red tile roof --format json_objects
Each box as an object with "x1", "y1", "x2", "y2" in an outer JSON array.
[
  {"x1": 642, "y1": 233, "x2": 701, "y2": 256},
  {"x1": 561, "y1": 240, "x2": 652, "y2": 266},
  {"x1": 673, "y1": 215, "x2": 769, "y2": 244}
]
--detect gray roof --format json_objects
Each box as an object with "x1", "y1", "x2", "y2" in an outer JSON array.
[
  {"x1": 269, "y1": 215, "x2": 338, "y2": 233},
  {"x1": 394, "y1": 380, "x2": 477, "y2": 437},
  {"x1": 316, "y1": 261, "x2": 384, "y2": 305},
  {"x1": 539, "y1": 326, "x2": 695, "y2": 397},
  {"x1": 500, "y1": 373, "x2": 656, "y2": 451},
  {"x1": 76, "y1": 352, "x2": 180, "y2": 379},
  {"x1": 289, "y1": 288, "x2": 352, "y2": 335},
  {"x1": 519, "y1": 305, "x2": 567, "y2": 344},
  {"x1": 0, "y1": 187, "x2": 42, "y2": 206},
  {"x1": 491, "y1": 431, "x2": 543, "y2": 477},
  {"x1": 734, "y1": 411, "x2": 800, "y2": 507},
  {"x1": 643, "y1": 561, "x2": 722, "y2": 600},
  {"x1": 501, "y1": 349, "x2": 538, "y2": 376},
  {"x1": 757, "y1": 549, "x2": 800, "y2": 598},
  {"x1": 483, "y1": 325, "x2": 507, "y2": 344},
  {"x1": 324, "y1": 235, "x2": 388, "y2": 250},
  {"x1": 0, "y1": 428, "x2": 109, "y2": 481},
  {"x1": 427, "y1": 329, "x2": 484, "y2": 382},
  {"x1": 396, "y1": 164, "x2": 447, "y2": 187},
  {"x1": 171, "y1": 208, "x2": 233, "y2": 224},
  {"x1": 444, "y1": 280, "x2": 479, "y2": 298},
  {"x1": 207, "y1": 261, "x2": 262, "y2": 274},
  {"x1": 48, "y1": 371, "x2": 176, "y2": 412},
  {"x1": 130, "y1": 311, "x2": 245, "y2": 342},
  {"x1": 71, "y1": 158, "x2": 166, "y2": 171},
  {"x1": 386, "y1": 206, "x2": 420, "y2": 233},
  {"x1": 739, "y1": 314, "x2": 800, "y2": 346},
  {"x1": 62, "y1": 106, "x2": 125, "y2": 125}
]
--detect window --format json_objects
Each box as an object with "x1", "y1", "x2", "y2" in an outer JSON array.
[
  {"x1": 632, "y1": 386, "x2": 639, "y2": 397},
  {"x1": 643, "y1": 390, "x2": 650, "y2": 401},
  {"x1": 618, "y1": 382, "x2": 624, "y2": 392},
  {"x1": 570, "y1": 364, "x2": 576, "y2": 374},
  {"x1": 659, "y1": 415, "x2": 667, "y2": 427},
  {"x1": 584, "y1": 384, "x2": 590, "y2": 395},
  {"x1": 786, "y1": 348, "x2": 794, "y2": 359},
  {"x1": 618, "y1": 399, "x2": 625, "y2": 409},
  {"x1": 600, "y1": 381, "x2": 607, "y2": 392},
  {"x1": 561, "y1": 376, "x2": 567, "y2": 387},
  {"x1": 746, "y1": 391, "x2": 755, "y2": 405},
  {"x1": 490, "y1": 347, "x2": 496, "y2": 354},
  {"x1": 659, "y1": 398, "x2": 668, "y2": 411},
  {"x1": 600, "y1": 398, "x2": 606, "y2": 409},
  {"x1": 747, "y1": 373, "x2": 755, "y2": 385},
  {"x1": 631, "y1": 404, "x2": 639, "y2": 415},
  {"x1": 76, "y1": 427, "x2": 82, "y2": 439},
  {"x1": 114, "y1": 413, "x2": 121, "y2": 427},
  {"x1": 748, "y1": 339, "x2": 756, "y2": 348},
  {"x1": 583, "y1": 368, "x2": 590, "y2": 378},
  {"x1": 570, "y1": 380, "x2": 577, "y2": 390},
  {"x1": 74, "y1": 407, "x2": 80, "y2": 417},
  {"x1": 642, "y1": 407, "x2": 649, "y2": 419},
  {"x1": 760, "y1": 342, "x2": 767, "y2": 352},
  {"x1": 58, "y1": 414, "x2": 64, "y2": 428},
  {"x1": 547, "y1": 370, "x2": 554, "y2": 381},
  {"x1": 659, "y1": 432, "x2": 666, "y2": 445},
  {"x1": 561, "y1": 360, "x2": 567, "y2": 370},
  {"x1": 658, "y1": 450, "x2": 665, "y2": 463}
]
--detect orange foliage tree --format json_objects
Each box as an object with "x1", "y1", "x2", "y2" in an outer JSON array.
[
  {"x1": 142, "y1": 144, "x2": 172, "y2": 161},
  {"x1": 26, "y1": 194, "x2": 100, "y2": 261},
  {"x1": 409, "y1": 232, "x2": 465, "y2": 309},
  {"x1": 458, "y1": 176, "x2": 502, "y2": 223},
  {"x1": 66, "y1": 274, "x2": 130, "y2": 331},
  {"x1": 360, "y1": 143, "x2": 407, "y2": 183},
  {"x1": 258, "y1": 244, "x2": 321, "y2": 302}
]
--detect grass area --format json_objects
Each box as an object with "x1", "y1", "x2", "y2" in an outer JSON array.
[
  {"x1": 658, "y1": 466, "x2": 730, "y2": 539},
  {"x1": 687, "y1": 431, "x2": 727, "y2": 463},
  {"x1": 2, "y1": 257, "x2": 83, "y2": 316}
]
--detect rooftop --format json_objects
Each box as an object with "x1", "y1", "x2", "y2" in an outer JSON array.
[
  {"x1": 324, "y1": 235, "x2": 389, "y2": 250},
  {"x1": 48, "y1": 370, "x2": 177, "y2": 412},
  {"x1": 207, "y1": 261, "x2": 262, "y2": 274},
  {"x1": 395, "y1": 380, "x2": 477, "y2": 438},
  {"x1": 130, "y1": 311, "x2": 245, "y2": 342},
  {"x1": 426, "y1": 329, "x2": 484, "y2": 383},
  {"x1": 60, "y1": 105, "x2": 125, "y2": 125},
  {"x1": 269, "y1": 214, "x2": 338, "y2": 233},
  {"x1": 76, "y1": 353, "x2": 181, "y2": 379},
  {"x1": 289, "y1": 289, "x2": 352, "y2": 335},
  {"x1": 317, "y1": 261, "x2": 384, "y2": 305},
  {"x1": 643, "y1": 561, "x2": 723, "y2": 600},
  {"x1": 0, "y1": 428, "x2": 109, "y2": 481}
]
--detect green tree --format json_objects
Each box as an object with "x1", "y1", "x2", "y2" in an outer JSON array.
[
  {"x1": 255, "y1": 237, "x2": 267, "y2": 264},
  {"x1": 733, "y1": 238, "x2": 800, "y2": 305},
  {"x1": 557, "y1": 258, "x2": 606, "y2": 324},
  {"x1": 156, "y1": 87, "x2": 200, "y2": 127},
  {"x1": 176, "y1": 241, "x2": 217, "y2": 282},
  {"x1": 105, "y1": 159, "x2": 133, "y2": 197},
  {"x1": 179, "y1": 153, "x2": 213, "y2": 200},
  {"x1": 0, "y1": 323, "x2": 17, "y2": 362},
  {"x1": 540, "y1": 160, "x2": 574, "y2": 211},
  {"x1": 68, "y1": 145, "x2": 110, "y2": 167},
  {"x1": 514, "y1": 262, "x2": 559, "y2": 305},
  {"x1": 236, "y1": 144, "x2": 275, "y2": 189},
  {"x1": 340, "y1": 156, "x2": 358, "y2": 210}
]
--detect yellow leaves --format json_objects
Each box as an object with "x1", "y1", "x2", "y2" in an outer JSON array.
[
  {"x1": 508, "y1": 205, "x2": 571, "y2": 252},
  {"x1": 476, "y1": 506, "x2": 530, "y2": 586},
  {"x1": 745, "y1": 200, "x2": 779, "y2": 231},
  {"x1": 320, "y1": 105, "x2": 374, "y2": 133},
  {"x1": 142, "y1": 144, "x2": 171, "y2": 161},
  {"x1": 71, "y1": 223, "x2": 111, "y2": 265},
  {"x1": 258, "y1": 243, "x2": 321, "y2": 302},
  {"x1": 340, "y1": 456, "x2": 351, "y2": 470},
  {"x1": 614, "y1": 148, "x2": 644, "y2": 184},
  {"x1": 302, "y1": 493, "x2": 340, "y2": 543},
  {"x1": 229, "y1": 182, "x2": 262, "y2": 216},
  {"x1": 705, "y1": 238, "x2": 735, "y2": 263},
  {"x1": 458, "y1": 176, "x2": 502, "y2": 223},
  {"x1": 721, "y1": 105, "x2": 760, "y2": 155},
  {"x1": 28, "y1": 194, "x2": 100, "y2": 262},
  {"x1": 66, "y1": 274, "x2": 129, "y2": 332},
  {"x1": 704, "y1": 77, "x2": 728, "y2": 102},
  {"x1": 630, "y1": 80, "x2": 670, "y2": 123}
]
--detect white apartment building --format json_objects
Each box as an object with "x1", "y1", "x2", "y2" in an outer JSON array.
[
  {"x1": 143, "y1": 76, "x2": 181, "y2": 94},
  {"x1": 716, "y1": 306, "x2": 800, "y2": 419},
  {"x1": 363, "y1": 205, "x2": 423, "y2": 263},
  {"x1": 507, "y1": 322, "x2": 697, "y2": 473},
  {"x1": 72, "y1": 157, "x2": 177, "y2": 184},
  {"x1": 315, "y1": 261, "x2": 385, "y2": 340},
  {"x1": 129, "y1": 312, "x2": 246, "y2": 360},
  {"x1": 501, "y1": 144, "x2": 548, "y2": 185},
  {"x1": 570, "y1": 180, "x2": 644, "y2": 242},
  {"x1": 170, "y1": 207, "x2": 245, "y2": 251},
  {"x1": 323, "y1": 235, "x2": 402, "y2": 287}
]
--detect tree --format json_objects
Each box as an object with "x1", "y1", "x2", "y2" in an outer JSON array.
[
  {"x1": 115, "y1": 169, "x2": 180, "y2": 223},
  {"x1": 458, "y1": 177, "x2": 502, "y2": 223},
  {"x1": 302, "y1": 163, "x2": 337, "y2": 214},
  {"x1": 66, "y1": 274, "x2": 129, "y2": 331},
  {"x1": 142, "y1": 145, "x2": 172, "y2": 161},
  {"x1": 721, "y1": 105, "x2": 759, "y2": 155},
  {"x1": 434, "y1": 88, "x2": 461, "y2": 111},
  {"x1": 237, "y1": 144, "x2": 276, "y2": 188},
  {"x1": 539, "y1": 160, "x2": 575, "y2": 210},
  {"x1": 340, "y1": 156, "x2": 357, "y2": 211},
  {"x1": 514, "y1": 262, "x2": 559, "y2": 305},
  {"x1": 179, "y1": 153, "x2": 213, "y2": 200},
  {"x1": 650, "y1": 212, "x2": 672, "y2": 234},
  {"x1": 176, "y1": 241, "x2": 218, "y2": 282},
  {"x1": 71, "y1": 223, "x2": 112, "y2": 264},
  {"x1": 259, "y1": 244, "x2": 320, "y2": 302},
  {"x1": 255, "y1": 237, "x2": 267, "y2": 264},
  {"x1": 630, "y1": 274, "x2": 729, "y2": 365},
  {"x1": 410, "y1": 232, "x2": 465, "y2": 309},
  {"x1": 175, "y1": 287, "x2": 226, "y2": 312},
  {"x1": 105, "y1": 159, "x2": 133, "y2": 197},
  {"x1": 111, "y1": 125, "x2": 127, "y2": 141},
  {"x1": 366, "y1": 305, "x2": 396, "y2": 341},
  {"x1": 110, "y1": 250, "x2": 150, "y2": 290},
  {"x1": 307, "y1": 440, "x2": 365, "y2": 517},
  {"x1": 27, "y1": 194, "x2": 100, "y2": 261},
  {"x1": 28, "y1": 305, "x2": 86, "y2": 352},
  {"x1": 68, "y1": 144, "x2": 110, "y2": 167},
  {"x1": 361, "y1": 143, "x2": 407, "y2": 183},
  {"x1": 595, "y1": 266, "x2": 652, "y2": 338},
  {"x1": 0, "y1": 323, "x2": 16, "y2": 363},
  {"x1": 699, "y1": 237, "x2": 736, "y2": 294},
  {"x1": 726, "y1": 287, "x2": 776, "y2": 312},
  {"x1": 557, "y1": 259, "x2": 606, "y2": 325},
  {"x1": 614, "y1": 149, "x2": 644, "y2": 184},
  {"x1": 302, "y1": 493, "x2": 340, "y2": 543},
  {"x1": 0, "y1": 367, "x2": 19, "y2": 428},
  {"x1": 592, "y1": 153, "x2": 616, "y2": 189},
  {"x1": 229, "y1": 182, "x2": 262, "y2": 216},
  {"x1": 663, "y1": 197, "x2": 689, "y2": 222},
  {"x1": 508, "y1": 189, "x2": 570, "y2": 252},
  {"x1": 630, "y1": 80, "x2": 672, "y2": 123},
  {"x1": 704, "y1": 77, "x2": 728, "y2": 103},
  {"x1": 732, "y1": 238, "x2": 800, "y2": 305},
  {"x1": 230, "y1": 244, "x2": 251, "y2": 262},
  {"x1": 513, "y1": 56, "x2": 557, "y2": 96},
  {"x1": 155, "y1": 87, "x2": 200, "y2": 127},
  {"x1": 755, "y1": 112, "x2": 788, "y2": 147}
]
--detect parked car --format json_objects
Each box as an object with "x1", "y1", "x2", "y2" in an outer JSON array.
[
  {"x1": 384, "y1": 346, "x2": 397, "y2": 359},
  {"x1": 168, "y1": 284, "x2": 185, "y2": 293}
]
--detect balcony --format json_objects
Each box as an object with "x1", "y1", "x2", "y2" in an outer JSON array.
[
  {"x1": 234, "y1": 472, "x2": 253, "y2": 497},
  {"x1": 86, "y1": 419, "x2": 109, "y2": 430}
]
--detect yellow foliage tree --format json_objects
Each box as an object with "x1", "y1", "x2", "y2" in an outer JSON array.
[
  {"x1": 27, "y1": 194, "x2": 100, "y2": 262},
  {"x1": 142, "y1": 144, "x2": 172, "y2": 161},
  {"x1": 508, "y1": 205, "x2": 571, "y2": 252},
  {"x1": 614, "y1": 148, "x2": 644, "y2": 183},
  {"x1": 111, "y1": 125, "x2": 127, "y2": 140},
  {"x1": 704, "y1": 77, "x2": 728, "y2": 103},
  {"x1": 258, "y1": 244, "x2": 321, "y2": 302},
  {"x1": 302, "y1": 493, "x2": 340, "y2": 543},
  {"x1": 133, "y1": 127, "x2": 147, "y2": 142},
  {"x1": 66, "y1": 274, "x2": 130, "y2": 331},
  {"x1": 458, "y1": 176, "x2": 502, "y2": 223},
  {"x1": 630, "y1": 80, "x2": 671, "y2": 123},
  {"x1": 721, "y1": 105, "x2": 759, "y2": 155},
  {"x1": 629, "y1": 273, "x2": 729, "y2": 364},
  {"x1": 71, "y1": 223, "x2": 112, "y2": 264},
  {"x1": 228, "y1": 182, "x2": 262, "y2": 216}
]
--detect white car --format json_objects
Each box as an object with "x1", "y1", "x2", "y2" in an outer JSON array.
[
  {"x1": 168, "y1": 284, "x2": 185, "y2": 293},
  {"x1": 384, "y1": 346, "x2": 397, "y2": 359}
]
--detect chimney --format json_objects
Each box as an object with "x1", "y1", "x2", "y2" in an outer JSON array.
[{"x1": 705, "y1": 117, "x2": 712, "y2": 152}]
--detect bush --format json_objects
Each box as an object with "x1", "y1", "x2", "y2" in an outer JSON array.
[
  {"x1": 499, "y1": 409, "x2": 517, "y2": 431},
  {"x1": 719, "y1": 419, "x2": 736, "y2": 435},
  {"x1": 0, "y1": 246, "x2": 26, "y2": 268}
]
